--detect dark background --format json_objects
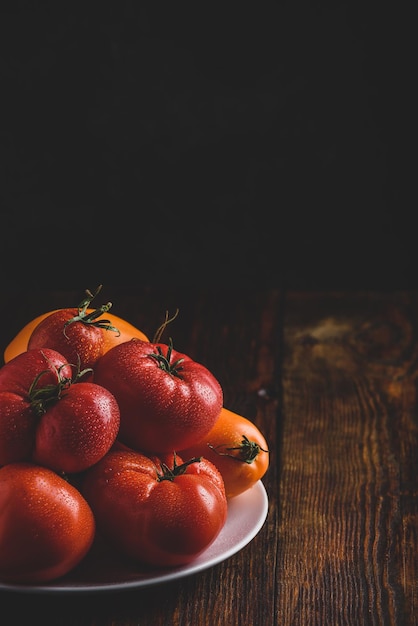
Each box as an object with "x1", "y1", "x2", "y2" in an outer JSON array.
[{"x1": 0, "y1": 3, "x2": 413, "y2": 291}]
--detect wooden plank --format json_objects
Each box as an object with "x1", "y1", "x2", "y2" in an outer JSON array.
[{"x1": 278, "y1": 291, "x2": 418, "y2": 625}]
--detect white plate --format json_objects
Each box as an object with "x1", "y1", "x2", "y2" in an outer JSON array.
[{"x1": 0, "y1": 481, "x2": 268, "y2": 594}]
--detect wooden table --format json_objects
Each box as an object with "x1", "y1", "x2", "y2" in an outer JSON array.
[{"x1": 0, "y1": 287, "x2": 417, "y2": 626}]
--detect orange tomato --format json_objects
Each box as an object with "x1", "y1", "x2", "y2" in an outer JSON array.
[
  {"x1": 179, "y1": 407, "x2": 269, "y2": 498},
  {"x1": 4, "y1": 309, "x2": 149, "y2": 364}
]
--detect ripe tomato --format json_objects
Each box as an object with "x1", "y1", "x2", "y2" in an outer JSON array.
[
  {"x1": 4, "y1": 285, "x2": 149, "y2": 366},
  {"x1": 0, "y1": 462, "x2": 95, "y2": 584},
  {"x1": 27, "y1": 307, "x2": 106, "y2": 373},
  {"x1": 93, "y1": 338, "x2": 223, "y2": 453},
  {"x1": 179, "y1": 407, "x2": 269, "y2": 498},
  {"x1": 0, "y1": 348, "x2": 120, "y2": 473},
  {"x1": 81, "y1": 449, "x2": 227, "y2": 568}
]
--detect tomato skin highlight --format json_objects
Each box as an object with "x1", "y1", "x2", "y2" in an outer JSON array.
[
  {"x1": 93, "y1": 339, "x2": 223, "y2": 454},
  {"x1": 81, "y1": 449, "x2": 227, "y2": 568},
  {"x1": 179, "y1": 407, "x2": 270, "y2": 498},
  {"x1": 0, "y1": 463, "x2": 95, "y2": 584},
  {"x1": 3, "y1": 308, "x2": 149, "y2": 365}
]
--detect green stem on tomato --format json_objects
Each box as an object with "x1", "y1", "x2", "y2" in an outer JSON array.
[
  {"x1": 208, "y1": 435, "x2": 269, "y2": 464},
  {"x1": 156, "y1": 452, "x2": 203, "y2": 482},
  {"x1": 63, "y1": 284, "x2": 120, "y2": 338},
  {"x1": 148, "y1": 338, "x2": 185, "y2": 379},
  {"x1": 28, "y1": 353, "x2": 92, "y2": 417}
]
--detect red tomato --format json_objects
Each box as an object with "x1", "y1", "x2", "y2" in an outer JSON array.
[
  {"x1": 0, "y1": 348, "x2": 120, "y2": 473},
  {"x1": 25, "y1": 285, "x2": 148, "y2": 372},
  {"x1": 93, "y1": 338, "x2": 223, "y2": 454},
  {"x1": 179, "y1": 407, "x2": 270, "y2": 498},
  {"x1": 81, "y1": 449, "x2": 227, "y2": 568},
  {"x1": 0, "y1": 462, "x2": 95, "y2": 584},
  {"x1": 4, "y1": 308, "x2": 149, "y2": 365},
  {"x1": 27, "y1": 308, "x2": 105, "y2": 373},
  {"x1": 0, "y1": 345, "x2": 73, "y2": 398}
]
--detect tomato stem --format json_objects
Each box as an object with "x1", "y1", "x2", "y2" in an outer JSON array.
[
  {"x1": 156, "y1": 452, "x2": 203, "y2": 482},
  {"x1": 153, "y1": 309, "x2": 180, "y2": 343},
  {"x1": 208, "y1": 435, "x2": 269, "y2": 464},
  {"x1": 63, "y1": 284, "x2": 121, "y2": 338},
  {"x1": 148, "y1": 338, "x2": 185, "y2": 378},
  {"x1": 28, "y1": 353, "x2": 93, "y2": 417},
  {"x1": 28, "y1": 367, "x2": 71, "y2": 417}
]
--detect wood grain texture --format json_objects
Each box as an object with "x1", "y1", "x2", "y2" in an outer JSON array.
[
  {"x1": 0, "y1": 288, "x2": 417, "y2": 625},
  {"x1": 278, "y1": 291, "x2": 418, "y2": 626}
]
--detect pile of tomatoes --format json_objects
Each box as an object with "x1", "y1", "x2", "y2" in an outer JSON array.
[{"x1": 0, "y1": 286, "x2": 269, "y2": 584}]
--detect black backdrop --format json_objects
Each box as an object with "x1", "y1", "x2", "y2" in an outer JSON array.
[{"x1": 0, "y1": 3, "x2": 413, "y2": 291}]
